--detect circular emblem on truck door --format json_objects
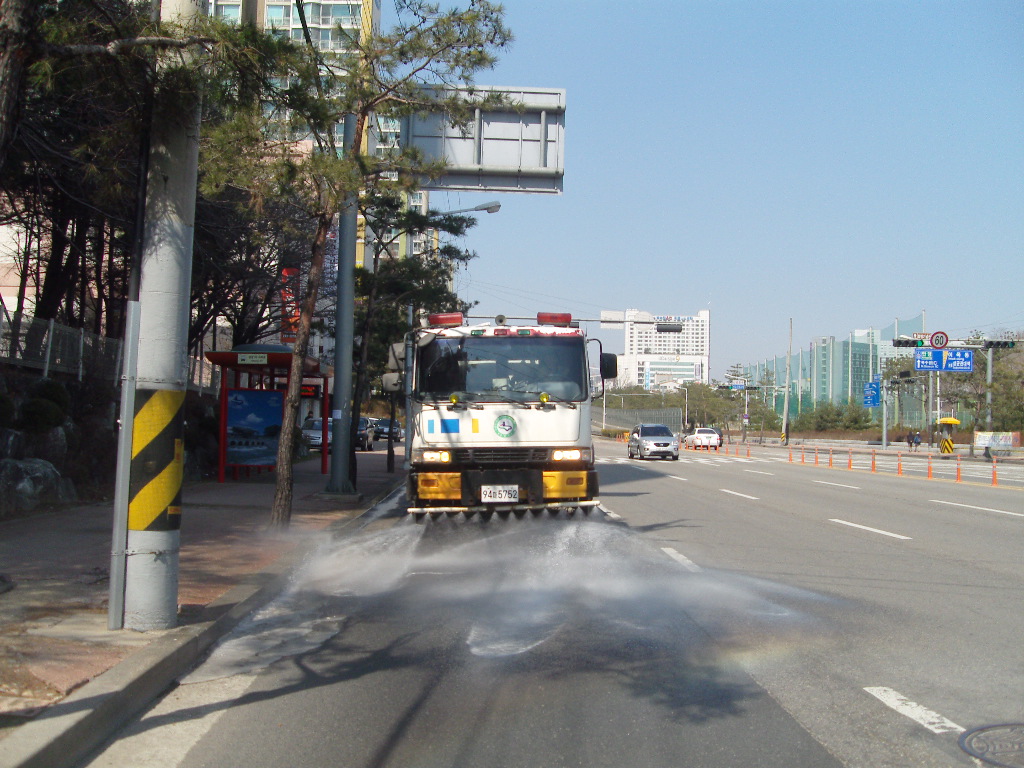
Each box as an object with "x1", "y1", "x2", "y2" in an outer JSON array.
[{"x1": 493, "y1": 415, "x2": 517, "y2": 438}]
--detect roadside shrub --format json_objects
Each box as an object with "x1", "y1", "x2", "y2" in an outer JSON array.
[
  {"x1": 0, "y1": 392, "x2": 15, "y2": 428},
  {"x1": 30, "y1": 378, "x2": 71, "y2": 416},
  {"x1": 18, "y1": 398, "x2": 67, "y2": 432}
]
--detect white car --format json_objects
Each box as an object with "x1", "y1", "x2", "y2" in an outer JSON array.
[
  {"x1": 683, "y1": 427, "x2": 722, "y2": 450},
  {"x1": 302, "y1": 418, "x2": 331, "y2": 450},
  {"x1": 627, "y1": 424, "x2": 680, "y2": 461}
]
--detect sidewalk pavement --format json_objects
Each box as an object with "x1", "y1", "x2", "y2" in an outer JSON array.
[{"x1": 0, "y1": 450, "x2": 406, "y2": 768}]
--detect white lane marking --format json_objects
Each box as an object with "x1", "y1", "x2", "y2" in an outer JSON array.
[
  {"x1": 830, "y1": 519, "x2": 911, "y2": 540},
  {"x1": 814, "y1": 480, "x2": 861, "y2": 490},
  {"x1": 720, "y1": 489, "x2": 759, "y2": 500},
  {"x1": 863, "y1": 687, "x2": 964, "y2": 734},
  {"x1": 661, "y1": 547, "x2": 702, "y2": 572},
  {"x1": 930, "y1": 499, "x2": 1024, "y2": 518},
  {"x1": 744, "y1": 469, "x2": 774, "y2": 476},
  {"x1": 667, "y1": 475, "x2": 688, "y2": 482},
  {"x1": 599, "y1": 505, "x2": 621, "y2": 520}
]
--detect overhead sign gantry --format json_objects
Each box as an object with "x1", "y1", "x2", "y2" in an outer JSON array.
[{"x1": 404, "y1": 86, "x2": 565, "y2": 194}]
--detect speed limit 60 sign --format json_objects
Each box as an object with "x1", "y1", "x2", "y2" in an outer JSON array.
[{"x1": 929, "y1": 331, "x2": 949, "y2": 349}]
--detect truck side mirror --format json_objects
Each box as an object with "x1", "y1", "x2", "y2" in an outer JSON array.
[
  {"x1": 381, "y1": 372, "x2": 402, "y2": 393},
  {"x1": 600, "y1": 352, "x2": 618, "y2": 380}
]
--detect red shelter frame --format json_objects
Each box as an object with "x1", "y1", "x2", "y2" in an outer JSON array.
[{"x1": 205, "y1": 345, "x2": 329, "y2": 481}]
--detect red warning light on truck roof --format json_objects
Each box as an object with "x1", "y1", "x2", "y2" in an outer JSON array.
[
  {"x1": 426, "y1": 312, "x2": 465, "y2": 327},
  {"x1": 537, "y1": 312, "x2": 572, "y2": 326}
]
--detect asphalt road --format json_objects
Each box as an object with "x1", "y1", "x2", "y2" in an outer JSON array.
[{"x1": 80, "y1": 439, "x2": 1023, "y2": 768}]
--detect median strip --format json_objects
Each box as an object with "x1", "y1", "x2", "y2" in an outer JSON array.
[{"x1": 830, "y1": 519, "x2": 911, "y2": 540}]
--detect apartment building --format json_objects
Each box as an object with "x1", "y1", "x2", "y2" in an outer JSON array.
[
  {"x1": 740, "y1": 312, "x2": 927, "y2": 421},
  {"x1": 602, "y1": 308, "x2": 711, "y2": 388}
]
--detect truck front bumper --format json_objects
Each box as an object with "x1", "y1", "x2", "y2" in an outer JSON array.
[{"x1": 408, "y1": 468, "x2": 600, "y2": 513}]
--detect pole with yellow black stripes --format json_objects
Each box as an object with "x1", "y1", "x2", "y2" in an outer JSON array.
[{"x1": 108, "y1": 0, "x2": 203, "y2": 631}]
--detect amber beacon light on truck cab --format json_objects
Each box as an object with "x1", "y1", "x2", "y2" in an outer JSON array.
[{"x1": 382, "y1": 312, "x2": 618, "y2": 520}]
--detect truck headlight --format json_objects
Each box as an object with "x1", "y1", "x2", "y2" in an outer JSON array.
[
  {"x1": 418, "y1": 450, "x2": 451, "y2": 463},
  {"x1": 552, "y1": 448, "x2": 591, "y2": 462}
]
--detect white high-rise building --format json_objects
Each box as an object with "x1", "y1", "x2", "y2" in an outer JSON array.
[
  {"x1": 602, "y1": 308, "x2": 711, "y2": 388},
  {"x1": 209, "y1": 1, "x2": 377, "y2": 45}
]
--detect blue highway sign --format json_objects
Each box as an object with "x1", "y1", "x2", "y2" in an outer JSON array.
[{"x1": 914, "y1": 349, "x2": 974, "y2": 372}]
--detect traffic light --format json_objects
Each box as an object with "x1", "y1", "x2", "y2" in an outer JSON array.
[
  {"x1": 983, "y1": 340, "x2": 1016, "y2": 349},
  {"x1": 893, "y1": 338, "x2": 925, "y2": 347}
]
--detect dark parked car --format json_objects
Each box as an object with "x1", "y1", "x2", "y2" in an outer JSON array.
[
  {"x1": 356, "y1": 417, "x2": 374, "y2": 451},
  {"x1": 302, "y1": 417, "x2": 373, "y2": 451},
  {"x1": 373, "y1": 418, "x2": 404, "y2": 442}
]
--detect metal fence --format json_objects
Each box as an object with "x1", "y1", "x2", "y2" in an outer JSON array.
[
  {"x1": 0, "y1": 312, "x2": 218, "y2": 392},
  {"x1": 593, "y1": 407, "x2": 686, "y2": 434}
]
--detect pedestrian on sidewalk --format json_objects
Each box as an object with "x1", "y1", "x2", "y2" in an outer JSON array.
[
  {"x1": 906, "y1": 431, "x2": 914, "y2": 451},
  {"x1": 913, "y1": 432, "x2": 921, "y2": 452}
]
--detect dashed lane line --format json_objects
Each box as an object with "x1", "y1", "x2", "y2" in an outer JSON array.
[
  {"x1": 661, "y1": 547, "x2": 702, "y2": 572},
  {"x1": 863, "y1": 687, "x2": 964, "y2": 734},
  {"x1": 930, "y1": 499, "x2": 1024, "y2": 518},
  {"x1": 814, "y1": 480, "x2": 861, "y2": 490},
  {"x1": 744, "y1": 469, "x2": 774, "y2": 476},
  {"x1": 720, "y1": 489, "x2": 759, "y2": 500},
  {"x1": 830, "y1": 519, "x2": 911, "y2": 540}
]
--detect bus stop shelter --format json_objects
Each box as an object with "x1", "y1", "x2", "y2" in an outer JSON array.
[{"x1": 205, "y1": 344, "x2": 329, "y2": 481}]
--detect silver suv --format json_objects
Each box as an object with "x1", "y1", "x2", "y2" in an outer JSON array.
[{"x1": 627, "y1": 424, "x2": 680, "y2": 461}]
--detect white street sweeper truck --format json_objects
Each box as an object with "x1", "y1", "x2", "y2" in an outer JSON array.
[{"x1": 382, "y1": 312, "x2": 618, "y2": 520}]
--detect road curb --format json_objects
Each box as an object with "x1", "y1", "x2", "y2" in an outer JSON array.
[
  {"x1": 0, "y1": 564, "x2": 291, "y2": 768},
  {"x1": 0, "y1": 476, "x2": 406, "y2": 768}
]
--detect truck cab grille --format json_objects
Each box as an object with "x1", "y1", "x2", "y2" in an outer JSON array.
[{"x1": 452, "y1": 448, "x2": 549, "y2": 465}]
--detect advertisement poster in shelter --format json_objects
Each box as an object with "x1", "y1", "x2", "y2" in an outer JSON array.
[{"x1": 226, "y1": 389, "x2": 283, "y2": 466}]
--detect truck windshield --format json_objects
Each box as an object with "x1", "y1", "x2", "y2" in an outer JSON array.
[{"x1": 417, "y1": 335, "x2": 587, "y2": 403}]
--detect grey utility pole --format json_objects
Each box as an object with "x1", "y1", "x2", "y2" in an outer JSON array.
[
  {"x1": 781, "y1": 318, "x2": 792, "y2": 444},
  {"x1": 327, "y1": 115, "x2": 357, "y2": 493},
  {"x1": 111, "y1": 0, "x2": 204, "y2": 631},
  {"x1": 985, "y1": 347, "x2": 994, "y2": 430}
]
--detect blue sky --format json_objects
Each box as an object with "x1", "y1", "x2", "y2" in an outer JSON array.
[{"x1": 417, "y1": 1, "x2": 1023, "y2": 378}]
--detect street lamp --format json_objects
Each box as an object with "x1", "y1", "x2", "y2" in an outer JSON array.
[
  {"x1": 400, "y1": 199, "x2": 502, "y2": 466},
  {"x1": 439, "y1": 200, "x2": 501, "y2": 215}
]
